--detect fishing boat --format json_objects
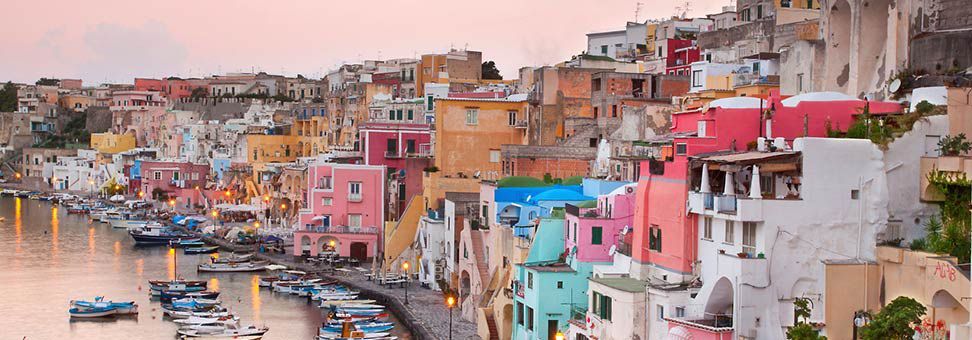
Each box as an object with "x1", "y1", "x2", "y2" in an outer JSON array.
[
  {"x1": 15, "y1": 190, "x2": 34, "y2": 198},
  {"x1": 312, "y1": 290, "x2": 360, "y2": 301},
  {"x1": 171, "y1": 298, "x2": 221, "y2": 308},
  {"x1": 130, "y1": 225, "x2": 191, "y2": 245},
  {"x1": 185, "y1": 246, "x2": 219, "y2": 254},
  {"x1": 258, "y1": 270, "x2": 309, "y2": 287},
  {"x1": 317, "y1": 334, "x2": 397, "y2": 340},
  {"x1": 327, "y1": 312, "x2": 389, "y2": 323},
  {"x1": 160, "y1": 290, "x2": 220, "y2": 303},
  {"x1": 211, "y1": 253, "x2": 254, "y2": 264},
  {"x1": 112, "y1": 218, "x2": 149, "y2": 229},
  {"x1": 1, "y1": 189, "x2": 18, "y2": 196},
  {"x1": 320, "y1": 324, "x2": 394, "y2": 334},
  {"x1": 69, "y1": 305, "x2": 118, "y2": 318},
  {"x1": 163, "y1": 308, "x2": 232, "y2": 319},
  {"x1": 67, "y1": 203, "x2": 92, "y2": 214},
  {"x1": 70, "y1": 297, "x2": 138, "y2": 315},
  {"x1": 174, "y1": 315, "x2": 240, "y2": 328},
  {"x1": 197, "y1": 261, "x2": 268, "y2": 273},
  {"x1": 318, "y1": 300, "x2": 377, "y2": 306},
  {"x1": 176, "y1": 325, "x2": 269, "y2": 338},
  {"x1": 317, "y1": 321, "x2": 396, "y2": 340}
]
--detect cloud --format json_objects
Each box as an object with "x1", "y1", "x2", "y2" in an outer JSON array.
[{"x1": 77, "y1": 21, "x2": 188, "y2": 82}]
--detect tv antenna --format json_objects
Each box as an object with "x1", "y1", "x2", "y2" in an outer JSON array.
[
  {"x1": 635, "y1": 2, "x2": 644, "y2": 22},
  {"x1": 675, "y1": 1, "x2": 692, "y2": 19}
]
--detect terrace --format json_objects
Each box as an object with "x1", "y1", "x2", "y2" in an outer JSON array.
[{"x1": 687, "y1": 150, "x2": 803, "y2": 221}]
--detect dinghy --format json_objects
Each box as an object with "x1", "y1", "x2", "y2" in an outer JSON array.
[
  {"x1": 176, "y1": 325, "x2": 269, "y2": 338},
  {"x1": 185, "y1": 246, "x2": 220, "y2": 254},
  {"x1": 197, "y1": 261, "x2": 268, "y2": 273}
]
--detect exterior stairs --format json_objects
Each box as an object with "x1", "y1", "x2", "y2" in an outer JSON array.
[{"x1": 470, "y1": 230, "x2": 491, "y2": 287}]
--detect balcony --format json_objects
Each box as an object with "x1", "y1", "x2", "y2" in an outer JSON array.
[
  {"x1": 688, "y1": 191, "x2": 763, "y2": 222},
  {"x1": 732, "y1": 73, "x2": 781, "y2": 87},
  {"x1": 512, "y1": 120, "x2": 528, "y2": 128},
  {"x1": 299, "y1": 225, "x2": 379, "y2": 234},
  {"x1": 384, "y1": 150, "x2": 402, "y2": 159},
  {"x1": 666, "y1": 315, "x2": 734, "y2": 338},
  {"x1": 347, "y1": 194, "x2": 362, "y2": 202},
  {"x1": 920, "y1": 156, "x2": 972, "y2": 202},
  {"x1": 715, "y1": 252, "x2": 768, "y2": 287}
]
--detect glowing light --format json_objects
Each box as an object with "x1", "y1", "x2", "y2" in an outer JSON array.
[
  {"x1": 263, "y1": 195, "x2": 270, "y2": 202},
  {"x1": 14, "y1": 172, "x2": 21, "y2": 179},
  {"x1": 446, "y1": 296, "x2": 456, "y2": 308},
  {"x1": 168, "y1": 199, "x2": 176, "y2": 206},
  {"x1": 224, "y1": 190, "x2": 231, "y2": 197},
  {"x1": 280, "y1": 203, "x2": 287, "y2": 210},
  {"x1": 254, "y1": 222, "x2": 261, "y2": 228},
  {"x1": 114, "y1": 184, "x2": 121, "y2": 190},
  {"x1": 14, "y1": 197, "x2": 22, "y2": 253},
  {"x1": 555, "y1": 331, "x2": 565, "y2": 340},
  {"x1": 138, "y1": 191, "x2": 145, "y2": 198},
  {"x1": 402, "y1": 261, "x2": 410, "y2": 271},
  {"x1": 211, "y1": 210, "x2": 219, "y2": 218},
  {"x1": 328, "y1": 240, "x2": 336, "y2": 247},
  {"x1": 251, "y1": 275, "x2": 262, "y2": 322}
]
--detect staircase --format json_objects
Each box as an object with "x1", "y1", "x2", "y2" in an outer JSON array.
[
  {"x1": 484, "y1": 312, "x2": 500, "y2": 340},
  {"x1": 470, "y1": 231, "x2": 491, "y2": 287}
]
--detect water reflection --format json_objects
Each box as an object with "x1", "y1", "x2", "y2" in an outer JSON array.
[
  {"x1": 51, "y1": 206, "x2": 59, "y2": 259},
  {"x1": 209, "y1": 277, "x2": 220, "y2": 292},
  {"x1": 14, "y1": 197, "x2": 21, "y2": 253},
  {"x1": 251, "y1": 275, "x2": 261, "y2": 322},
  {"x1": 167, "y1": 248, "x2": 176, "y2": 280},
  {"x1": 88, "y1": 227, "x2": 96, "y2": 256}
]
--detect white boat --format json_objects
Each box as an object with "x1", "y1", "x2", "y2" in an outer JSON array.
[
  {"x1": 172, "y1": 297, "x2": 221, "y2": 307},
  {"x1": 198, "y1": 261, "x2": 268, "y2": 273},
  {"x1": 317, "y1": 332, "x2": 396, "y2": 340},
  {"x1": 164, "y1": 309, "x2": 232, "y2": 319},
  {"x1": 177, "y1": 325, "x2": 269, "y2": 338},
  {"x1": 319, "y1": 300, "x2": 377, "y2": 306},
  {"x1": 312, "y1": 292, "x2": 359, "y2": 301},
  {"x1": 174, "y1": 315, "x2": 240, "y2": 328}
]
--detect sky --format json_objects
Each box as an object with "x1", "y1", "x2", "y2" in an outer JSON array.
[{"x1": 0, "y1": 0, "x2": 724, "y2": 85}]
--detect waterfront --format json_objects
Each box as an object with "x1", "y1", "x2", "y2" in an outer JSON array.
[{"x1": 0, "y1": 196, "x2": 325, "y2": 340}]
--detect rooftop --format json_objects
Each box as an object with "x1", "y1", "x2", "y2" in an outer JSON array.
[{"x1": 590, "y1": 277, "x2": 648, "y2": 293}]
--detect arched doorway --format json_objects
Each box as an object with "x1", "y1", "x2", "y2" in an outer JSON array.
[
  {"x1": 349, "y1": 242, "x2": 368, "y2": 262},
  {"x1": 460, "y1": 270, "x2": 471, "y2": 299},
  {"x1": 704, "y1": 277, "x2": 734, "y2": 327},
  {"x1": 825, "y1": 0, "x2": 852, "y2": 92},
  {"x1": 300, "y1": 235, "x2": 311, "y2": 256}
]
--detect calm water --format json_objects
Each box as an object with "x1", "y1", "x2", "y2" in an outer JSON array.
[{"x1": 0, "y1": 196, "x2": 326, "y2": 340}]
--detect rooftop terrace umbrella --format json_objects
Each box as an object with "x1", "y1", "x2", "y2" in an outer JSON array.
[
  {"x1": 749, "y1": 166, "x2": 762, "y2": 199},
  {"x1": 724, "y1": 171, "x2": 735, "y2": 196},
  {"x1": 700, "y1": 163, "x2": 711, "y2": 193}
]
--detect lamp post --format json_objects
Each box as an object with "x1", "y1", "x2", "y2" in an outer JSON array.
[
  {"x1": 402, "y1": 261, "x2": 410, "y2": 305},
  {"x1": 446, "y1": 295, "x2": 456, "y2": 340},
  {"x1": 263, "y1": 195, "x2": 271, "y2": 228},
  {"x1": 168, "y1": 198, "x2": 176, "y2": 212},
  {"x1": 555, "y1": 331, "x2": 565, "y2": 340}
]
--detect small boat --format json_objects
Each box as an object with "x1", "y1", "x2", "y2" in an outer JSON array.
[
  {"x1": 70, "y1": 297, "x2": 138, "y2": 315},
  {"x1": 318, "y1": 332, "x2": 397, "y2": 340},
  {"x1": 163, "y1": 308, "x2": 231, "y2": 319},
  {"x1": 150, "y1": 279, "x2": 208, "y2": 291},
  {"x1": 170, "y1": 238, "x2": 206, "y2": 247},
  {"x1": 312, "y1": 291, "x2": 360, "y2": 301},
  {"x1": 67, "y1": 204, "x2": 92, "y2": 214},
  {"x1": 160, "y1": 290, "x2": 220, "y2": 304},
  {"x1": 171, "y1": 298, "x2": 221, "y2": 308},
  {"x1": 319, "y1": 300, "x2": 377, "y2": 306},
  {"x1": 177, "y1": 325, "x2": 269, "y2": 338},
  {"x1": 1, "y1": 189, "x2": 18, "y2": 196},
  {"x1": 318, "y1": 321, "x2": 395, "y2": 340},
  {"x1": 323, "y1": 321, "x2": 393, "y2": 329},
  {"x1": 112, "y1": 219, "x2": 149, "y2": 229},
  {"x1": 198, "y1": 261, "x2": 268, "y2": 273},
  {"x1": 69, "y1": 306, "x2": 117, "y2": 318},
  {"x1": 185, "y1": 246, "x2": 220, "y2": 254},
  {"x1": 320, "y1": 325, "x2": 395, "y2": 335},
  {"x1": 174, "y1": 315, "x2": 240, "y2": 328},
  {"x1": 15, "y1": 190, "x2": 33, "y2": 198},
  {"x1": 211, "y1": 253, "x2": 254, "y2": 264},
  {"x1": 327, "y1": 312, "x2": 389, "y2": 322}
]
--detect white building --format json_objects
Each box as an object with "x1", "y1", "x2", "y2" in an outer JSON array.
[
  {"x1": 50, "y1": 150, "x2": 106, "y2": 192},
  {"x1": 689, "y1": 62, "x2": 745, "y2": 93},
  {"x1": 586, "y1": 22, "x2": 648, "y2": 61}
]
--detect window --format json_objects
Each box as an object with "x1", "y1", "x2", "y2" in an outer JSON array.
[
  {"x1": 387, "y1": 138, "x2": 398, "y2": 153},
  {"x1": 611, "y1": 105, "x2": 618, "y2": 117},
  {"x1": 516, "y1": 302, "x2": 524, "y2": 325},
  {"x1": 406, "y1": 140, "x2": 416, "y2": 153},
  {"x1": 600, "y1": 45, "x2": 608, "y2": 54},
  {"x1": 407, "y1": 109, "x2": 413, "y2": 120},
  {"x1": 490, "y1": 150, "x2": 500, "y2": 163},
  {"x1": 348, "y1": 214, "x2": 362, "y2": 228},
  {"x1": 797, "y1": 73, "x2": 805, "y2": 93},
  {"x1": 349, "y1": 182, "x2": 362, "y2": 201},
  {"x1": 649, "y1": 225, "x2": 662, "y2": 252},
  {"x1": 397, "y1": 109, "x2": 404, "y2": 120},
  {"x1": 592, "y1": 292, "x2": 612, "y2": 321},
  {"x1": 703, "y1": 217, "x2": 713, "y2": 240},
  {"x1": 591, "y1": 226, "x2": 603, "y2": 245},
  {"x1": 508, "y1": 111, "x2": 517, "y2": 126},
  {"x1": 657, "y1": 304, "x2": 665, "y2": 321},
  {"x1": 675, "y1": 306, "x2": 686, "y2": 318},
  {"x1": 573, "y1": 223, "x2": 577, "y2": 242},
  {"x1": 725, "y1": 220, "x2": 735, "y2": 244},
  {"x1": 557, "y1": 281, "x2": 563, "y2": 289},
  {"x1": 692, "y1": 70, "x2": 703, "y2": 87},
  {"x1": 851, "y1": 189, "x2": 860, "y2": 199},
  {"x1": 742, "y1": 222, "x2": 757, "y2": 254},
  {"x1": 153, "y1": 171, "x2": 162, "y2": 180},
  {"x1": 527, "y1": 272, "x2": 533, "y2": 289},
  {"x1": 756, "y1": 5, "x2": 763, "y2": 19},
  {"x1": 752, "y1": 61, "x2": 761, "y2": 75},
  {"x1": 318, "y1": 176, "x2": 333, "y2": 190},
  {"x1": 465, "y1": 108, "x2": 479, "y2": 125},
  {"x1": 697, "y1": 120, "x2": 707, "y2": 137},
  {"x1": 527, "y1": 307, "x2": 534, "y2": 331},
  {"x1": 321, "y1": 197, "x2": 333, "y2": 206},
  {"x1": 675, "y1": 143, "x2": 687, "y2": 155}
]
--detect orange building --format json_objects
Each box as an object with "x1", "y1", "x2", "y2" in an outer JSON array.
[{"x1": 416, "y1": 50, "x2": 483, "y2": 97}]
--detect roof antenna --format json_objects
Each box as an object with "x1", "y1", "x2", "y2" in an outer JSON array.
[{"x1": 635, "y1": 2, "x2": 644, "y2": 22}]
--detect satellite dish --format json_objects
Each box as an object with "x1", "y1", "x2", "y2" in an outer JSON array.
[
  {"x1": 621, "y1": 225, "x2": 630, "y2": 235},
  {"x1": 608, "y1": 245, "x2": 617, "y2": 256},
  {"x1": 888, "y1": 79, "x2": 902, "y2": 93},
  {"x1": 473, "y1": 171, "x2": 481, "y2": 179}
]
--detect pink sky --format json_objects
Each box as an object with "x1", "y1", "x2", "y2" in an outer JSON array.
[{"x1": 0, "y1": 0, "x2": 723, "y2": 84}]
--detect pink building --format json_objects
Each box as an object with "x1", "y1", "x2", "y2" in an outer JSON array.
[
  {"x1": 110, "y1": 91, "x2": 166, "y2": 111},
  {"x1": 564, "y1": 184, "x2": 636, "y2": 263},
  {"x1": 294, "y1": 162, "x2": 386, "y2": 260},
  {"x1": 358, "y1": 122, "x2": 431, "y2": 219},
  {"x1": 138, "y1": 160, "x2": 210, "y2": 208}
]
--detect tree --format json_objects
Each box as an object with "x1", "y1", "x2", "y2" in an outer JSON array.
[
  {"x1": 860, "y1": 296, "x2": 926, "y2": 340},
  {"x1": 189, "y1": 87, "x2": 208, "y2": 99},
  {"x1": 0, "y1": 82, "x2": 17, "y2": 112},
  {"x1": 35, "y1": 78, "x2": 60, "y2": 86},
  {"x1": 482, "y1": 61, "x2": 503, "y2": 80},
  {"x1": 787, "y1": 298, "x2": 827, "y2": 340}
]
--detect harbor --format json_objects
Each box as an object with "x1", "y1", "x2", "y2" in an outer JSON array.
[{"x1": 0, "y1": 194, "x2": 421, "y2": 340}]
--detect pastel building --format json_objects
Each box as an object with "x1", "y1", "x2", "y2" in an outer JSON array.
[
  {"x1": 90, "y1": 132, "x2": 137, "y2": 154},
  {"x1": 294, "y1": 161, "x2": 386, "y2": 260},
  {"x1": 139, "y1": 160, "x2": 210, "y2": 207}
]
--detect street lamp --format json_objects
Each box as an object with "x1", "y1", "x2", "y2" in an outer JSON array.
[
  {"x1": 446, "y1": 295, "x2": 457, "y2": 340},
  {"x1": 555, "y1": 331, "x2": 565, "y2": 340},
  {"x1": 168, "y1": 198, "x2": 176, "y2": 211},
  {"x1": 402, "y1": 261, "x2": 410, "y2": 305}
]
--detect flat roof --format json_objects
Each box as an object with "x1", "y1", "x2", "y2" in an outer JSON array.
[{"x1": 590, "y1": 277, "x2": 648, "y2": 293}]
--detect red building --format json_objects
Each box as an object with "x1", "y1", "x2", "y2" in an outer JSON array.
[
  {"x1": 134, "y1": 77, "x2": 199, "y2": 100},
  {"x1": 358, "y1": 122, "x2": 431, "y2": 219},
  {"x1": 139, "y1": 160, "x2": 211, "y2": 208},
  {"x1": 664, "y1": 39, "x2": 700, "y2": 75}
]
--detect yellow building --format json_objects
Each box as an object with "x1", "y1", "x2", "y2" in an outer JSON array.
[
  {"x1": 90, "y1": 132, "x2": 136, "y2": 154},
  {"x1": 424, "y1": 97, "x2": 528, "y2": 210},
  {"x1": 293, "y1": 116, "x2": 330, "y2": 157}
]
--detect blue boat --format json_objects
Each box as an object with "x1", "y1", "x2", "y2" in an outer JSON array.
[
  {"x1": 130, "y1": 226, "x2": 191, "y2": 245},
  {"x1": 159, "y1": 290, "x2": 220, "y2": 304},
  {"x1": 69, "y1": 306, "x2": 118, "y2": 318},
  {"x1": 169, "y1": 238, "x2": 205, "y2": 247},
  {"x1": 71, "y1": 297, "x2": 138, "y2": 315}
]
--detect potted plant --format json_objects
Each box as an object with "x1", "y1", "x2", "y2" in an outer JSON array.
[
  {"x1": 937, "y1": 134, "x2": 971, "y2": 171},
  {"x1": 737, "y1": 252, "x2": 749, "y2": 258},
  {"x1": 718, "y1": 249, "x2": 726, "y2": 254}
]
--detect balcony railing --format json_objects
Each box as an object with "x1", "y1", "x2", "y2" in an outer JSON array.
[
  {"x1": 348, "y1": 194, "x2": 362, "y2": 202},
  {"x1": 384, "y1": 150, "x2": 402, "y2": 158},
  {"x1": 300, "y1": 225, "x2": 379, "y2": 234},
  {"x1": 512, "y1": 120, "x2": 528, "y2": 128},
  {"x1": 715, "y1": 195, "x2": 737, "y2": 213}
]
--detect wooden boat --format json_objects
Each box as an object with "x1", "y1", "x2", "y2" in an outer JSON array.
[
  {"x1": 185, "y1": 246, "x2": 219, "y2": 254},
  {"x1": 69, "y1": 306, "x2": 117, "y2": 318},
  {"x1": 150, "y1": 279, "x2": 208, "y2": 292},
  {"x1": 176, "y1": 325, "x2": 269, "y2": 338},
  {"x1": 163, "y1": 308, "x2": 231, "y2": 319},
  {"x1": 174, "y1": 315, "x2": 240, "y2": 328},
  {"x1": 170, "y1": 238, "x2": 206, "y2": 247},
  {"x1": 211, "y1": 253, "x2": 254, "y2": 264},
  {"x1": 70, "y1": 297, "x2": 138, "y2": 315},
  {"x1": 130, "y1": 225, "x2": 191, "y2": 245},
  {"x1": 198, "y1": 261, "x2": 268, "y2": 273}
]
